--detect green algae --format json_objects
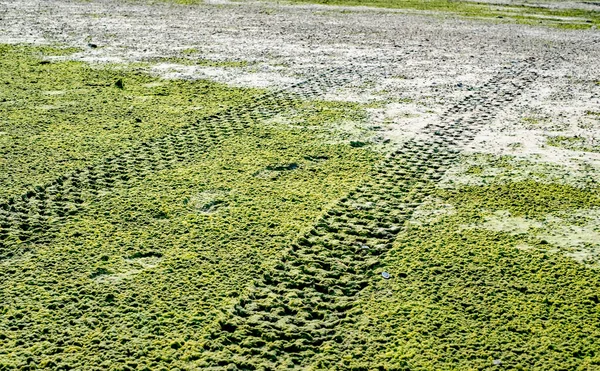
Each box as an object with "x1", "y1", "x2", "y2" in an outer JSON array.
[
  {"x1": 465, "y1": 164, "x2": 484, "y2": 175},
  {"x1": 472, "y1": 209, "x2": 600, "y2": 267},
  {"x1": 546, "y1": 135, "x2": 599, "y2": 153},
  {"x1": 521, "y1": 116, "x2": 546, "y2": 128},
  {"x1": 2, "y1": 43, "x2": 599, "y2": 369},
  {"x1": 156, "y1": 0, "x2": 600, "y2": 29},
  {"x1": 281, "y1": 0, "x2": 600, "y2": 30},
  {"x1": 440, "y1": 181, "x2": 600, "y2": 219},
  {"x1": 332, "y1": 178, "x2": 600, "y2": 370},
  {"x1": 265, "y1": 99, "x2": 381, "y2": 149},
  {"x1": 354, "y1": 226, "x2": 600, "y2": 369},
  {"x1": 0, "y1": 44, "x2": 382, "y2": 369},
  {"x1": 0, "y1": 118, "x2": 380, "y2": 371},
  {"x1": 0, "y1": 44, "x2": 262, "y2": 201},
  {"x1": 282, "y1": 99, "x2": 369, "y2": 130}
]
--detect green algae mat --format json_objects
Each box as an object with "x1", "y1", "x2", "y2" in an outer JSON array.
[
  {"x1": 1, "y1": 45, "x2": 600, "y2": 370},
  {"x1": 170, "y1": 0, "x2": 600, "y2": 30},
  {"x1": 283, "y1": 0, "x2": 600, "y2": 30}
]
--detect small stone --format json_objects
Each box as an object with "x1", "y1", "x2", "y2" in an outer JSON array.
[
  {"x1": 88, "y1": 43, "x2": 98, "y2": 49},
  {"x1": 361, "y1": 245, "x2": 369, "y2": 250},
  {"x1": 492, "y1": 359, "x2": 502, "y2": 365},
  {"x1": 381, "y1": 271, "x2": 390, "y2": 279}
]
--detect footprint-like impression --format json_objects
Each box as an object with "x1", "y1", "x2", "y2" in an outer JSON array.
[
  {"x1": 185, "y1": 189, "x2": 231, "y2": 214},
  {"x1": 91, "y1": 251, "x2": 163, "y2": 284},
  {"x1": 253, "y1": 162, "x2": 299, "y2": 180}
]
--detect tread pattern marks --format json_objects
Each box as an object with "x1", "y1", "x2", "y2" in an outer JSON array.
[
  {"x1": 0, "y1": 67, "x2": 364, "y2": 261},
  {"x1": 198, "y1": 59, "x2": 549, "y2": 369}
]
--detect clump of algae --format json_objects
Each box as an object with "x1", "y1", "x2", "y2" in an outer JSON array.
[{"x1": 0, "y1": 43, "x2": 381, "y2": 369}]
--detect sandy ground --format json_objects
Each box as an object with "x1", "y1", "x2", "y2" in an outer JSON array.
[
  {"x1": 1, "y1": 0, "x2": 599, "y2": 263},
  {"x1": 1, "y1": 0, "x2": 598, "y2": 141}
]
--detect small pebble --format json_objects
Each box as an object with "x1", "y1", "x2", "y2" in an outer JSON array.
[
  {"x1": 381, "y1": 271, "x2": 390, "y2": 279},
  {"x1": 493, "y1": 359, "x2": 502, "y2": 365},
  {"x1": 361, "y1": 245, "x2": 369, "y2": 250}
]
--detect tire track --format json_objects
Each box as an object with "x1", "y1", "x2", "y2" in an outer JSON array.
[
  {"x1": 195, "y1": 58, "x2": 553, "y2": 369},
  {"x1": 0, "y1": 66, "x2": 376, "y2": 261}
]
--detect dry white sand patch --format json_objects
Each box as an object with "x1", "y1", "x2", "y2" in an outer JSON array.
[{"x1": 468, "y1": 209, "x2": 600, "y2": 267}]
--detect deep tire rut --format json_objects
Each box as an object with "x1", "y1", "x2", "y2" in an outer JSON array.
[
  {"x1": 196, "y1": 58, "x2": 553, "y2": 369},
  {"x1": 0, "y1": 66, "x2": 374, "y2": 261}
]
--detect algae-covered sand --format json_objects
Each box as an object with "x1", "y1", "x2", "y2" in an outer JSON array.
[
  {"x1": 1, "y1": 0, "x2": 599, "y2": 369},
  {"x1": 0, "y1": 44, "x2": 380, "y2": 368}
]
